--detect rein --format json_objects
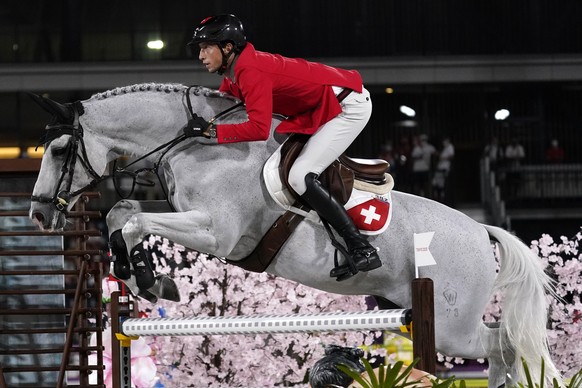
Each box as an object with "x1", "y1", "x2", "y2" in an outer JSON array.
[
  {"x1": 184, "y1": 85, "x2": 244, "y2": 129},
  {"x1": 31, "y1": 87, "x2": 244, "y2": 214},
  {"x1": 123, "y1": 86, "x2": 243, "y2": 211}
]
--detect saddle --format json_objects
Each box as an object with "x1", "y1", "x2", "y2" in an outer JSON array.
[
  {"x1": 225, "y1": 134, "x2": 390, "y2": 273},
  {"x1": 279, "y1": 134, "x2": 389, "y2": 205}
]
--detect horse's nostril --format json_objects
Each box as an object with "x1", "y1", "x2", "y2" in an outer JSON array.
[{"x1": 32, "y1": 212, "x2": 45, "y2": 224}]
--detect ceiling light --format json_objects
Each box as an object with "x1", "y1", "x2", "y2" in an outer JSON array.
[
  {"x1": 27, "y1": 146, "x2": 44, "y2": 158},
  {"x1": 494, "y1": 109, "x2": 510, "y2": 120},
  {"x1": 147, "y1": 40, "x2": 164, "y2": 50},
  {"x1": 0, "y1": 147, "x2": 21, "y2": 159},
  {"x1": 399, "y1": 105, "x2": 416, "y2": 118}
]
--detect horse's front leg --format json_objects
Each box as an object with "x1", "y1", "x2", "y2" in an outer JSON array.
[
  {"x1": 107, "y1": 200, "x2": 220, "y2": 303},
  {"x1": 123, "y1": 210, "x2": 220, "y2": 302},
  {"x1": 106, "y1": 200, "x2": 172, "y2": 268},
  {"x1": 106, "y1": 200, "x2": 180, "y2": 303}
]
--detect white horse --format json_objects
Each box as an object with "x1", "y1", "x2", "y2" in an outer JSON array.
[{"x1": 28, "y1": 83, "x2": 560, "y2": 387}]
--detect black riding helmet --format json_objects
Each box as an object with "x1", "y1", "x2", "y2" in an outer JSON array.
[
  {"x1": 188, "y1": 14, "x2": 247, "y2": 74},
  {"x1": 189, "y1": 14, "x2": 247, "y2": 52}
]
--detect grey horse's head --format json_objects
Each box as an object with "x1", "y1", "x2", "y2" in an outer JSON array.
[{"x1": 28, "y1": 93, "x2": 92, "y2": 230}]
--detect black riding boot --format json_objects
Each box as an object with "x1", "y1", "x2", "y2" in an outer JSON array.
[{"x1": 301, "y1": 173, "x2": 382, "y2": 277}]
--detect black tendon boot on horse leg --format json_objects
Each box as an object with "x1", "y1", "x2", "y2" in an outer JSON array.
[
  {"x1": 301, "y1": 173, "x2": 382, "y2": 280},
  {"x1": 109, "y1": 229, "x2": 131, "y2": 280},
  {"x1": 109, "y1": 229, "x2": 159, "y2": 303},
  {"x1": 129, "y1": 244, "x2": 156, "y2": 290},
  {"x1": 132, "y1": 242, "x2": 180, "y2": 302}
]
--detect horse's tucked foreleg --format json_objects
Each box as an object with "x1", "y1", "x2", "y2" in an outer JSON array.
[
  {"x1": 106, "y1": 200, "x2": 172, "y2": 231},
  {"x1": 106, "y1": 200, "x2": 177, "y2": 302},
  {"x1": 114, "y1": 209, "x2": 220, "y2": 303},
  {"x1": 120, "y1": 210, "x2": 219, "y2": 255}
]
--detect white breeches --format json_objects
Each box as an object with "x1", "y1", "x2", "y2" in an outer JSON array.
[{"x1": 288, "y1": 86, "x2": 372, "y2": 195}]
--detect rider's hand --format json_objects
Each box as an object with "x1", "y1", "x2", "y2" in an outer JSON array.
[{"x1": 184, "y1": 115, "x2": 210, "y2": 137}]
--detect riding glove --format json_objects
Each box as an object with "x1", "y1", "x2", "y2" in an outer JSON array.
[{"x1": 184, "y1": 115, "x2": 210, "y2": 137}]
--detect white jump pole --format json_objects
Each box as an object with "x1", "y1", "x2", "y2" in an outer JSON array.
[
  {"x1": 121, "y1": 309, "x2": 412, "y2": 337},
  {"x1": 111, "y1": 279, "x2": 434, "y2": 388}
]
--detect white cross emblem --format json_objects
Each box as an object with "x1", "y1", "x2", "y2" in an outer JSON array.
[{"x1": 360, "y1": 205, "x2": 381, "y2": 224}]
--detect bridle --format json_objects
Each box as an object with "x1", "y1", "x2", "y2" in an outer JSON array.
[
  {"x1": 31, "y1": 88, "x2": 244, "y2": 214},
  {"x1": 30, "y1": 101, "x2": 105, "y2": 212}
]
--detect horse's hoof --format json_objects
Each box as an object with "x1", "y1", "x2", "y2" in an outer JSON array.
[
  {"x1": 137, "y1": 289, "x2": 159, "y2": 304},
  {"x1": 110, "y1": 272, "x2": 142, "y2": 299},
  {"x1": 149, "y1": 274, "x2": 181, "y2": 302}
]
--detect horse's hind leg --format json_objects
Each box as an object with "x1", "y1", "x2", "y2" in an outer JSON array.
[{"x1": 482, "y1": 323, "x2": 517, "y2": 388}]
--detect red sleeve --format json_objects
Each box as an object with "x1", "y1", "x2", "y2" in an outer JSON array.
[
  {"x1": 215, "y1": 67, "x2": 272, "y2": 144},
  {"x1": 218, "y1": 78, "x2": 230, "y2": 93}
]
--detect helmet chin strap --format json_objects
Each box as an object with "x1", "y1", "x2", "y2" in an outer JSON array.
[{"x1": 217, "y1": 47, "x2": 235, "y2": 75}]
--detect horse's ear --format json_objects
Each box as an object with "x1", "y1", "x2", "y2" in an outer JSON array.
[{"x1": 27, "y1": 92, "x2": 72, "y2": 122}]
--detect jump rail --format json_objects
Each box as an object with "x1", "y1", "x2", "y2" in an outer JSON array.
[
  {"x1": 110, "y1": 278, "x2": 435, "y2": 388},
  {"x1": 122, "y1": 308, "x2": 412, "y2": 336}
]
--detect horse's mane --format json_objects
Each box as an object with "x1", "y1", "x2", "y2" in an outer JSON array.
[{"x1": 90, "y1": 83, "x2": 239, "y2": 103}]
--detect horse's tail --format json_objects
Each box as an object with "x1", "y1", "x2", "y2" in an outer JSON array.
[{"x1": 482, "y1": 224, "x2": 561, "y2": 385}]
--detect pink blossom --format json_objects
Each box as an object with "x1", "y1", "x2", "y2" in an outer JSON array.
[
  {"x1": 101, "y1": 275, "x2": 120, "y2": 302},
  {"x1": 88, "y1": 327, "x2": 157, "y2": 387},
  {"x1": 101, "y1": 229, "x2": 582, "y2": 385}
]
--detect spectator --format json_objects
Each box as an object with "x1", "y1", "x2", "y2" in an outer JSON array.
[
  {"x1": 482, "y1": 136, "x2": 504, "y2": 171},
  {"x1": 378, "y1": 141, "x2": 397, "y2": 175},
  {"x1": 410, "y1": 134, "x2": 436, "y2": 197},
  {"x1": 545, "y1": 138, "x2": 565, "y2": 164},
  {"x1": 504, "y1": 137, "x2": 526, "y2": 199},
  {"x1": 432, "y1": 137, "x2": 455, "y2": 204},
  {"x1": 394, "y1": 135, "x2": 413, "y2": 192},
  {"x1": 505, "y1": 138, "x2": 525, "y2": 168}
]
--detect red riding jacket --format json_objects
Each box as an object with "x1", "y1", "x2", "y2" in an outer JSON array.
[{"x1": 216, "y1": 43, "x2": 363, "y2": 144}]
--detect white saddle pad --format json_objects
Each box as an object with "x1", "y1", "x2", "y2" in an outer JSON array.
[{"x1": 263, "y1": 143, "x2": 394, "y2": 235}]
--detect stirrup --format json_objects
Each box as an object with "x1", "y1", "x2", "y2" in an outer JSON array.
[
  {"x1": 329, "y1": 245, "x2": 360, "y2": 282},
  {"x1": 351, "y1": 246, "x2": 382, "y2": 271},
  {"x1": 330, "y1": 263, "x2": 357, "y2": 281},
  {"x1": 330, "y1": 246, "x2": 382, "y2": 281}
]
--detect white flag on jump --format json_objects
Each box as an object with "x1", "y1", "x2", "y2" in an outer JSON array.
[{"x1": 414, "y1": 231, "x2": 436, "y2": 277}]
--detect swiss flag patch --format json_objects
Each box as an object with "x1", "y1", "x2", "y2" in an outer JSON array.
[{"x1": 346, "y1": 199, "x2": 390, "y2": 232}]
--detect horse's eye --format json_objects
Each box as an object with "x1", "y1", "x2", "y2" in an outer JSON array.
[{"x1": 51, "y1": 146, "x2": 68, "y2": 157}]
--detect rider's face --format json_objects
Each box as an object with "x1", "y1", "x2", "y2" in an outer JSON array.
[{"x1": 198, "y1": 43, "x2": 223, "y2": 73}]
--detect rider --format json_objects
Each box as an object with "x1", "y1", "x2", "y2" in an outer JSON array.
[{"x1": 187, "y1": 14, "x2": 381, "y2": 279}]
